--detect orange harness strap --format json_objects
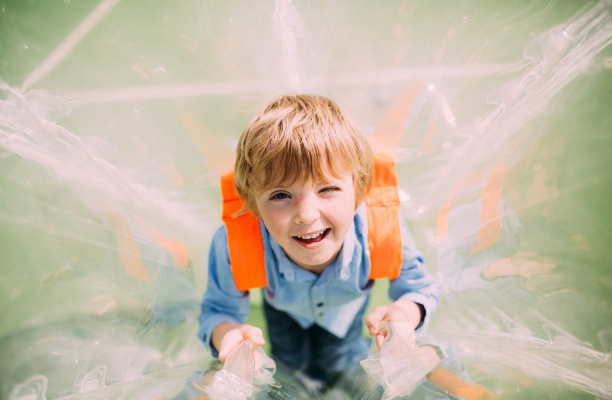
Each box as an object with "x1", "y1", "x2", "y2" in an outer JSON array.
[
  {"x1": 221, "y1": 172, "x2": 267, "y2": 291},
  {"x1": 221, "y1": 152, "x2": 403, "y2": 291},
  {"x1": 366, "y1": 152, "x2": 403, "y2": 279}
]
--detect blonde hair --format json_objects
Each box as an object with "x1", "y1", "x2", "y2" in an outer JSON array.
[{"x1": 234, "y1": 94, "x2": 373, "y2": 214}]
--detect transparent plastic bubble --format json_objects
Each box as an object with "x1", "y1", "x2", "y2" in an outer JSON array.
[
  {"x1": 1, "y1": 0, "x2": 612, "y2": 399},
  {"x1": 361, "y1": 322, "x2": 433, "y2": 399},
  {"x1": 196, "y1": 340, "x2": 279, "y2": 400}
]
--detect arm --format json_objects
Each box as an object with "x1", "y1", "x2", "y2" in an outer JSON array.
[
  {"x1": 365, "y1": 218, "x2": 440, "y2": 346},
  {"x1": 198, "y1": 226, "x2": 263, "y2": 359}
]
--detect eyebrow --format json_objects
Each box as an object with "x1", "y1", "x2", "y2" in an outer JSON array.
[{"x1": 262, "y1": 178, "x2": 343, "y2": 193}]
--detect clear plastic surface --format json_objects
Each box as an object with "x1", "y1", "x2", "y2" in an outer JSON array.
[
  {"x1": 196, "y1": 340, "x2": 279, "y2": 400},
  {"x1": 361, "y1": 322, "x2": 433, "y2": 399},
  {"x1": 1, "y1": 0, "x2": 612, "y2": 399}
]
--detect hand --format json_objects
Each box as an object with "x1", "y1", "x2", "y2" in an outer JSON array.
[
  {"x1": 364, "y1": 300, "x2": 421, "y2": 349},
  {"x1": 211, "y1": 323, "x2": 265, "y2": 372},
  {"x1": 481, "y1": 251, "x2": 556, "y2": 280}
]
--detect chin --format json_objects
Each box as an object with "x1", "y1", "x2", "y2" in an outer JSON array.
[
  {"x1": 297, "y1": 253, "x2": 335, "y2": 268},
  {"x1": 285, "y1": 240, "x2": 342, "y2": 269},
  {"x1": 302, "y1": 258, "x2": 328, "y2": 267}
]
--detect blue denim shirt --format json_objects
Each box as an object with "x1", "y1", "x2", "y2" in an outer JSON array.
[{"x1": 198, "y1": 203, "x2": 440, "y2": 356}]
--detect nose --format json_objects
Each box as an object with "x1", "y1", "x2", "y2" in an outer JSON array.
[{"x1": 294, "y1": 197, "x2": 321, "y2": 225}]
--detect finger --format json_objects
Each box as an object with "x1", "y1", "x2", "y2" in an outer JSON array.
[
  {"x1": 254, "y1": 351, "x2": 262, "y2": 373},
  {"x1": 365, "y1": 307, "x2": 387, "y2": 336},
  {"x1": 218, "y1": 330, "x2": 243, "y2": 362},
  {"x1": 218, "y1": 343, "x2": 230, "y2": 363},
  {"x1": 242, "y1": 325, "x2": 265, "y2": 346},
  {"x1": 376, "y1": 334, "x2": 385, "y2": 350}
]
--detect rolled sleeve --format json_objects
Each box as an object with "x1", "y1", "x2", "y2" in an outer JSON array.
[
  {"x1": 389, "y1": 218, "x2": 440, "y2": 333},
  {"x1": 198, "y1": 225, "x2": 250, "y2": 357}
]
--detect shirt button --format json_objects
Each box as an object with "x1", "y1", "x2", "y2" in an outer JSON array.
[{"x1": 317, "y1": 302, "x2": 324, "y2": 307}]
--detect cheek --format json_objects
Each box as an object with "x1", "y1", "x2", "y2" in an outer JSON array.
[
  {"x1": 258, "y1": 204, "x2": 291, "y2": 236},
  {"x1": 328, "y1": 196, "x2": 356, "y2": 233}
]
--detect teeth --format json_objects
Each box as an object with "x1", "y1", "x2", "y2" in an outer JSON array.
[{"x1": 297, "y1": 229, "x2": 327, "y2": 239}]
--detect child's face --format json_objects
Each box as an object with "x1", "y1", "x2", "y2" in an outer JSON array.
[{"x1": 255, "y1": 171, "x2": 356, "y2": 273}]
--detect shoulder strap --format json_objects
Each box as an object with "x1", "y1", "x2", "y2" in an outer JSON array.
[
  {"x1": 221, "y1": 172, "x2": 267, "y2": 291},
  {"x1": 221, "y1": 152, "x2": 403, "y2": 291},
  {"x1": 366, "y1": 152, "x2": 403, "y2": 279},
  {"x1": 436, "y1": 166, "x2": 509, "y2": 254}
]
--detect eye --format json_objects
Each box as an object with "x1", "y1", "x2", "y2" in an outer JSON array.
[
  {"x1": 320, "y1": 187, "x2": 340, "y2": 194},
  {"x1": 270, "y1": 192, "x2": 290, "y2": 201}
]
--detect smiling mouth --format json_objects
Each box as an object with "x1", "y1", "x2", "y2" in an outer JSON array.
[{"x1": 293, "y1": 228, "x2": 330, "y2": 244}]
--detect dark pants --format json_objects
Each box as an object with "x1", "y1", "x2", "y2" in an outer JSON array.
[{"x1": 263, "y1": 297, "x2": 370, "y2": 380}]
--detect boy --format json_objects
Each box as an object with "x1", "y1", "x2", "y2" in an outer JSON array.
[{"x1": 198, "y1": 95, "x2": 440, "y2": 383}]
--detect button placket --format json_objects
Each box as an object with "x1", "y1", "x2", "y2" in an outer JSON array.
[{"x1": 312, "y1": 285, "x2": 325, "y2": 320}]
